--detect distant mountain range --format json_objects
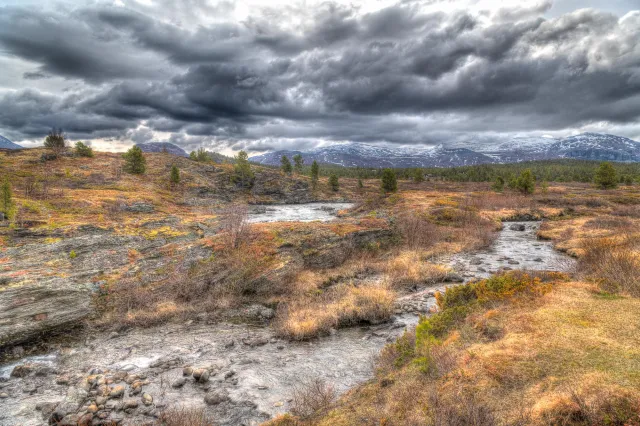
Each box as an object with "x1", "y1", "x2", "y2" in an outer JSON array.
[
  {"x1": 135, "y1": 142, "x2": 188, "y2": 157},
  {"x1": 0, "y1": 135, "x2": 23, "y2": 150},
  {"x1": 249, "y1": 133, "x2": 640, "y2": 168}
]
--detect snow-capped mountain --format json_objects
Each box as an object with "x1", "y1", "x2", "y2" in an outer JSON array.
[
  {"x1": 249, "y1": 133, "x2": 640, "y2": 168},
  {"x1": 135, "y1": 142, "x2": 188, "y2": 157},
  {"x1": 0, "y1": 135, "x2": 23, "y2": 150}
]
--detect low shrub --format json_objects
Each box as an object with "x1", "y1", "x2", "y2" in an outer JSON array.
[
  {"x1": 578, "y1": 237, "x2": 640, "y2": 296},
  {"x1": 417, "y1": 272, "x2": 551, "y2": 346},
  {"x1": 290, "y1": 378, "x2": 336, "y2": 419}
]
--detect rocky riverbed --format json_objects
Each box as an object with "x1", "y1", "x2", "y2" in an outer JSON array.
[{"x1": 0, "y1": 221, "x2": 571, "y2": 426}]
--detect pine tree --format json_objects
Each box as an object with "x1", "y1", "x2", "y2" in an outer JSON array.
[
  {"x1": 293, "y1": 154, "x2": 304, "y2": 174},
  {"x1": 122, "y1": 146, "x2": 146, "y2": 174},
  {"x1": 358, "y1": 178, "x2": 364, "y2": 189},
  {"x1": 381, "y1": 168, "x2": 398, "y2": 193},
  {"x1": 1, "y1": 178, "x2": 12, "y2": 220},
  {"x1": 594, "y1": 162, "x2": 618, "y2": 189},
  {"x1": 281, "y1": 155, "x2": 292, "y2": 175},
  {"x1": 233, "y1": 150, "x2": 255, "y2": 188},
  {"x1": 74, "y1": 141, "x2": 94, "y2": 158},
  {"x1": 492, "y1": 176, "x2": 504, "y2": 192},
  {"x1": 170, "y1": 165, "x2": 180, "y2": 185},
  {"x1": 412, "y1": 168, "x2": 424, "y2": 183},
  {"x1": 516, "y1": 169, "x2": 535, "y2": 194},
  {"x1": 310, "y1": 160, "x2": 319, "y2": 188},
  {"x1": 329, "y1": 174, "x2": 339, "y2": 191}
]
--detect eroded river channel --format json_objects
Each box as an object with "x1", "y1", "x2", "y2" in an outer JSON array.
[{"x1": 0, "y1": 221, "x2": 571, "y2": 426}]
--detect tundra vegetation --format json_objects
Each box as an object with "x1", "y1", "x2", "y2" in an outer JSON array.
[{"x1": 0, "y1": 146, "x2": 639, "y2": 425}]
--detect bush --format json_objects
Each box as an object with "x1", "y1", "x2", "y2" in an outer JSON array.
[
  {"x1": 290, "y1": 378, "x2": 336, "y2": 419},
  {"x1": 232, "y1": 150, "x2": 254, "y2": 188},
  {"x1": 329, "y1": 174, "x2": 339, "y2": 191},
  {"x1": 381, "y1": 168, "x2": 398, "y2": 193},
  {"x1": 417, "y1": 272, "x2": 551, "y2": 346},
  {"x1": 293, "y1": 154, "x2": 304, "y2": 174},
  {"x1": 311, "y1": 161, "x2": 319, "y2": 188},
  {"x1": 1, "y1": 178, "x2": 13, "y2": 220},
  {"x1": 281, "y1": 155, "x2": 292, "y2": 174},
  {"x1": 595, "y1": 162, "x2": 618, "y2": 189},
  {"x1": 123, "y1": 146, "x2": 146, "y2": 174},
  {"x1": 74, "y1": 141, "x2": 94, "y2": 157},
  {"x1": 413, "y1": 168, "x2": 425, "y2": 183},
  {"x1": 515, "y1": 169, "x2": 535, "y2": 194},
  {"x1": 170, "y1": 165, "x2": 180, "y2": 185},
  {"x1": 44, "y1": 129, "x2": 67, "y2": 158},
  {"x1": 189, "y1": 148, "x2": 209, "y2": 162},
  {"x1": 492, "y1": 176, "x2": 504, "y2": 192}
]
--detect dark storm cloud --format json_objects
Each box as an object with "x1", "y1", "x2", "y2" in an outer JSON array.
[{"x1": 0, "y1": 1, "x2": 639, "y2": 149}]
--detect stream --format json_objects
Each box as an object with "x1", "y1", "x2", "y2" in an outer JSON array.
[
  {"x1": 0, "y1": 221, "x2": 571, "y2": 426},
  {"x1": 247, "y1": 203, "x2": 354, "y2": 223}
]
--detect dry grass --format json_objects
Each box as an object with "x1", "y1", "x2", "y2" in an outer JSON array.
[
  {"x1": 156, "y1": 406, "x2": 215, "y2": 426},
  {"x1": 275, "y1": 284, "x2": 395, "y2": 340},
  {"x1": 290, "y1": 378, "x2": 337, "y2": 419},
  {"x1": 385, "y1": 250, "x2": 452, "y2": 289},
  {"x1": 578, "y1": 236, "x2": 640, "y2": 296},
  {"x1": 306, "y1": 274, "x2": 640, "y2": 426}
]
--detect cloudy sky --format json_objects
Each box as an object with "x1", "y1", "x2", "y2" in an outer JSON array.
[{"x1": 1, "y1": 0, "x2": 639, "y2": 154}]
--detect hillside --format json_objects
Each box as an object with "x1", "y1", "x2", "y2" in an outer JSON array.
[
  {"x1": 135, "y1": 142, "x2": 188, "y2": 157},
  {"x1": 250, "y1": 133, "x2": 640, "y2": 168},
  {"x1": 0, "y1": 135, "x2": 23, "y2": 150}
]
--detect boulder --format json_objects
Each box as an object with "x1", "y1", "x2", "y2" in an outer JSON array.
[{"x1": 0, "y1": 278, "x2": 91, "y2": 347}]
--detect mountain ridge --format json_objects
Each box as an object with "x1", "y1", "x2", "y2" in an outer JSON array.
[{"x1": 249, "y1": 133, "x2": 640, "y2": 168}]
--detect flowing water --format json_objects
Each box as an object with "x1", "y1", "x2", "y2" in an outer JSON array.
[
  {"x1": 0, "y1": 221, "x2": 571, "y2": 426},
  {"x1": 247, "y1": 203, "x2": 355, "y2": 223}
]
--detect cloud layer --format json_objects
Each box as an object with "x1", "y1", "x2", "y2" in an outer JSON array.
[{"x1": 0, "y1": 0, "x2": 639, "y2": 152}]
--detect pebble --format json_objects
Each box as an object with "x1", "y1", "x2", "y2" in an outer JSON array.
[
  {"x1": 204, "y1": 391, "x2": 229, "y2": 406},
  {"x1": 142, "y1": 393, "x2": 153, "y2": 406},
  {"x1": 123, "y1": 399, "x2": 139, "y2": 409},
  {"x1": 0, "y1": 392, "x2": 8, "y2": 398},
  {"x1": 109, "y1": 385, "x2": 125, "y2": 398},
  {"x1": 171, "y1": 377, "x2": 187, "y2": 388}
]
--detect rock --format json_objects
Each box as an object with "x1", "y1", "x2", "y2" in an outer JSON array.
[
  {"x1": 507, "y1": 260, "x2": 520, "y2": 265},
  {"x1": 87, "y1": 403, "x2": 98, "y2": 413},
  {"x1": 224, "y1": 340, "x2": 235, "y2": 348},
  {"x1": 192, "y1": 368, "x2": 209, "y2": 383},
  {"x1": 142, "y1": 393, "x2": 153, "y2": 406},
  {"x1": 56, "y1": 376, "x2": 70, "y2": 385},
  {"x1": 171, "y1": 377, "x2": 187, "y2": 388},
  {"x1": 0, "y1": 392, "x2": 8, "y2": 398},
  {"x1": 509, "y1": 224, "x2": 526, "y2": 231},
  {"x1": 224, "y1": 370, "x2": 236, "y2": 379},
  {"x1": 204, "y1": 391, "x2": 229, "y2": 406},
  {"x1": 11, "y1": 364, "x2": 34, "y2": 378},
  {"x1": 96, "y1": 396, "x2": 107, "y2": 405},
  {"x1": 150, "y1": 355, "x2": 181, "y2": 370},
  {"x1": 78, "y1": 413, "x2": 93, "y2": 426},
  {"x1": 182, "y1": 366, "x2": 193, "y2": 376},
  {"x1": 123, "y1": 399, "x2": 139, "y2": 409},
  {"x1": 0, "y1": 278, "x2": 91, "y2": 347},
  {"x1": 49, "y1": 409, "x2": 66, "y2": 425},
  {"x1": 124, "y1": 202, "x2": 155, "y2": 213},
  {"x1": 533, "y1": 257, "x2": 543, "y2": 262},
  {"x1": 109, "y1": 385, "x2": 125, "y2": 398}
]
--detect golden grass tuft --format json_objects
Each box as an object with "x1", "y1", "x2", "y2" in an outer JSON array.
[{"x1": 275, "y1": 284, "x2": 395, "y2": 340}]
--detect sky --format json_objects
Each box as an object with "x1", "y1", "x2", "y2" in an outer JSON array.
[{"x1": 0, "y1": 0, "x2": 639, "y2": 154}]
